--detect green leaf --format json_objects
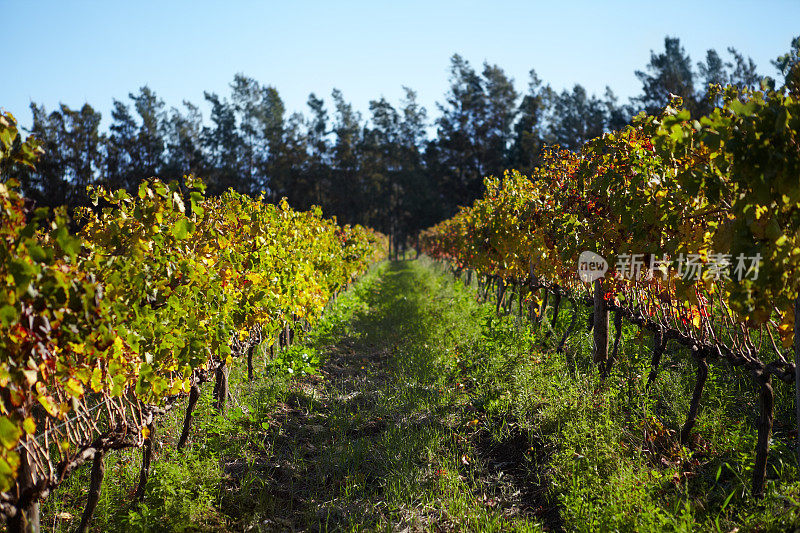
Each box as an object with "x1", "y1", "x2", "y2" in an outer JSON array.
[
  {"x1": 0, "y1": 451, "x2": 20, "y2": 492},
  {"x1": 720, "y1": 489, "x2": 736, "y2": 511},
  {"x1": 0, "y1": 305, "x2": 17, "y2": 327},
  {"x1": 172, "y1": 218, "x2": 194, "y2": 240},
  {"x1": 0, "y1": 128, "x2": 12, "y2": 150},
  {"x1": 24, "y1": 242, "x2": 49, "y2": 263},
  {"x1": 53, "y1": 226, "x2": 81, "y2": 259},
  {"x1": 7, "y1": 259, "x2": 37, "y2": 294},
  {"x1": 0, "y1": 417, "x2": 22, "y2": 449},
  {"x1": 729, "y1": 99, "x2": 756, "y2": 117}
]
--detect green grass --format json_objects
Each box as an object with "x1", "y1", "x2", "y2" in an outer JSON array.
[{"x1": 37, "y1": 258, "x2": 800, "y2": 532}]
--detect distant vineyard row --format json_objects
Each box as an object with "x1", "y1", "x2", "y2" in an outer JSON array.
[
  {"x1": 0, "y1": 111, "x2": 385, "y2": 531},
  {"x1": 421, "y1": 84, "x2": 800, "y2": 497}
]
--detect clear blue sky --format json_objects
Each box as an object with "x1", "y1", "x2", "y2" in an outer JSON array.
[{"x1": 3, "y1": 0, "x2": 798, "y2": 131}]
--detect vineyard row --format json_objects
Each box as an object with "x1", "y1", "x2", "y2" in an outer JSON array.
[
  {"x1": 0, "y1": 111, "x2": 386, "y2": 532},
  {"x1": 420, "y1": 84, "x2": 800, "y2": 499}
]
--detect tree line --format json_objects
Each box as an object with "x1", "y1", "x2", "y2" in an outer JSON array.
[{"x1": 10, "y1": 35, "x2": 796, "y2": 252}]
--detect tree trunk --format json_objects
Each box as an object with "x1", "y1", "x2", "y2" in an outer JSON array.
[
  {"x1": 680, "y1": 352, "x2": 709, "y2": 444},
  {"x1": 557, "y1": 301, "x2": 578, "y2": 354},
  {"x1": 247, "y1": 343, "x2": 255, "y2": 381},
  {"x1": 495, "y1": 282, "x2": 506, "y2": 315},
  {"x1": 177, "y1": 382, "x2": 201, "y2": 450},
  {"x1": 546, "y1": 291, "x2": 562, "y2": 339},
  {"x1": 592, "y1": 279, "x2": 608, "y2": 367},
  {"x1": 529, "y1": 293, "x2": 536, "y2": 323},
  {"x1": 77, "y1": 451, "x2": 105, "y2": 533},
  {"x1": 134, "y1": 422, "x2": 154, "y2": 502},
  {"x1": 646, "y1": 327, "x2": 666, "y2": 390},
  {"x1": 752, "y1": 374, "x2": 774, "y2": 498},
  {"x1": 537, "y1": 289, "x2": 549, "y2": 326},
  {"x1": 7, "y1": 437, "x2": 39, "y2": 533},
  {"x1": 483, "y1": 277, "x2": 493, "y2": 302},
  {"x1": 504, "y1": 283, "x2": 515, "y2": 314},
  {"x1": 795, "y1": 296, "x2": 800, "y2": 475},
  {"x1": 606, "y1": 309, "x2": 623, "y2": 375},
  {"x1": 213, "y1": 361, "x2": 229, "y2": 414}
]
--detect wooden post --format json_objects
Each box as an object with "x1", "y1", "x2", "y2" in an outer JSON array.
[
  {"x1": 752, "y1": 373, "x2": 774, "y2": 497},
  {"x1": 592, "y1": 279, "x2": 608, "y2": 367}
]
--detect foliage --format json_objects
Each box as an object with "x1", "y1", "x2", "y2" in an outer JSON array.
[{"x1": 422, "y1": 83, "x2": 800, "y2": 353}]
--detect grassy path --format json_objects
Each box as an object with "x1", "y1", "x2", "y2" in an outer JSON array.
[{"x1": 237, "y1": 259, "x2": 558, "y2": 531}]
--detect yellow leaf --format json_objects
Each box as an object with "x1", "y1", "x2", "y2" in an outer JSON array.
[
  {"x1": 90, "y1": 367, "x2": 103, "y2": 393},
  {"x1": 37, "y1": 395, "x2": 58, "y2": 416},
  {"x1": 67, "y1": 342, "x2": 85, "y2": 354},
  {"x1": 64, "y1": 378, "x2": 84, "y2": 398}
]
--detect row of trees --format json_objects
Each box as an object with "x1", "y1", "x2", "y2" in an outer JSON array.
[{"x1": 11, "y1": 36, "x2": 798, "y2": 247}]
